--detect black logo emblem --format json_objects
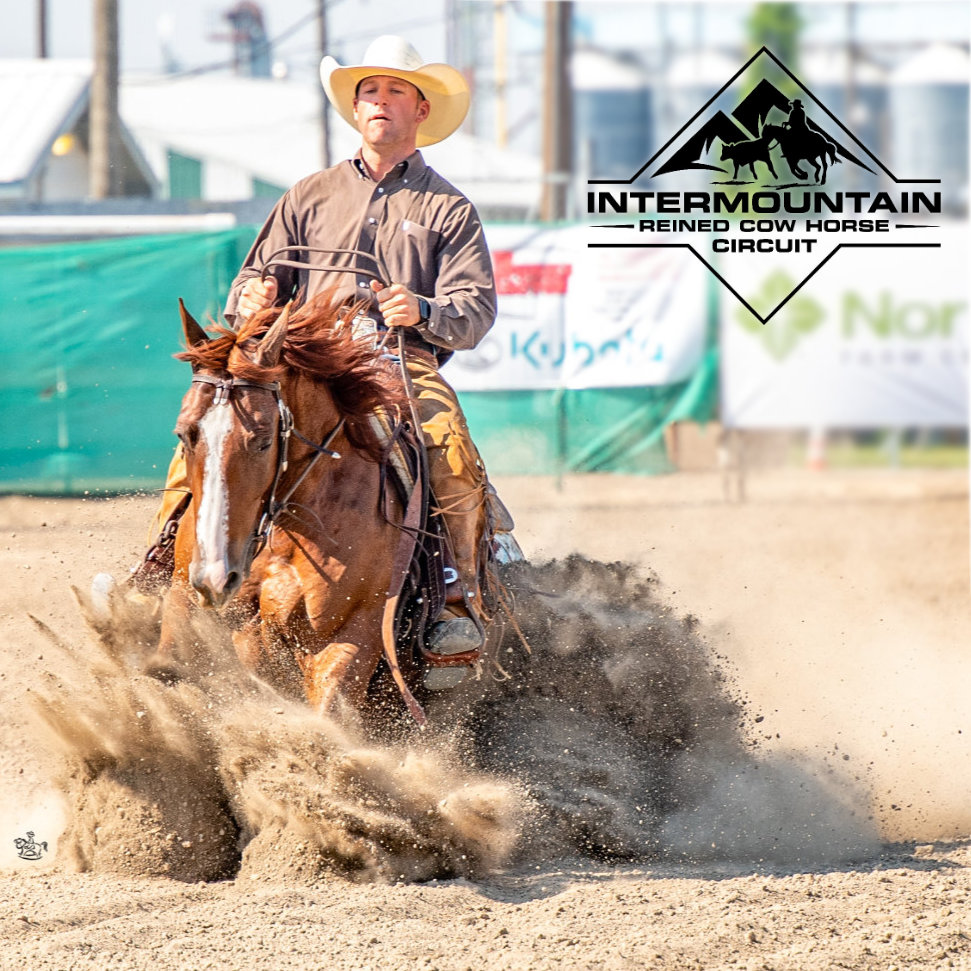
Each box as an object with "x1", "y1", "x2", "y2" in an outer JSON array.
[{"x1": 587, "y1": 47, "x2": 943, "y2": 323}]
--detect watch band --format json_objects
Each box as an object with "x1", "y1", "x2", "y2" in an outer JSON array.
[{"x1": 417, "y1": 297, "x2": 432, "y2": 324}]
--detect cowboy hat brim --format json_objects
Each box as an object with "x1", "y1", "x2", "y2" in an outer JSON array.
[{"x1": 320, "y1": 57, "x2": 470, "y2": 147}]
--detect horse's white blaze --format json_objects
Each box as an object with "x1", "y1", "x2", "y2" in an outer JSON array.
[{"x1": 194, "y1": 402, "x2": 235, "y2": 592}]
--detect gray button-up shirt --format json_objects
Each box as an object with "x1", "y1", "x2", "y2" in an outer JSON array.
[{"x1": 224, "y1": 151, "x2": 497, "y2": 362}]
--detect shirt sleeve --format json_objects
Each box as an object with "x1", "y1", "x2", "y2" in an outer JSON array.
[
  {"x1": 417, "y1": 199, "x2": 497, "y2": 352},
  {"x1": 223, "y1": 190, "x2": 301, "y2": 326}
]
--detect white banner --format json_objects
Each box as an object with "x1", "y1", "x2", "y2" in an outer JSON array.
[
  {"x1": 446, "y1": 226, "x2": 710, "y2": 391},
  {"x1": 720, "y1": 227, "x2": 969, "y2": 428}
]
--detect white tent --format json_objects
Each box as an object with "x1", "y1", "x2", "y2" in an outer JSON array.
[
  {"x1": 120, "y1": 72, "x2": 542, "y2": 217},
  {"x1": 0, "y1": 59, "x2": 156, "y2": 201}
]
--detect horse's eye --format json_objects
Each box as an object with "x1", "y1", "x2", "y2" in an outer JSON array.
[
  {"x1": 253, "y1": 438, "x2": 273, "y2": 453},
  {"x1": 176, "y1": 426, "x2": 199, "y2": 450}
]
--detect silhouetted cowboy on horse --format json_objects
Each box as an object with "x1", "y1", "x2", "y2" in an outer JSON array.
[
  {"x1": 762, "y1": 97, "x2": 841, "y2": 185},
  {"x1": 785, "y1": 98, "x2": 809, "y2": 135}
]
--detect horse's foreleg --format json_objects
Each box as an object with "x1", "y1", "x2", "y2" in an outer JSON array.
[
  {"x1": 786, "y1": 155, "x2": 807, "y2": 180},
  {"x1": 298, "y1": 616, "x2": 385, "y2": 716},
  {"x1": 233, "y1": 615, "x2": 305, "y2": 700},
  {"x1": 238, "y1": 564, "x2": 307, "y2": 698},
  {"x1": 147, "y1": 580, "x2": 194, "y2": 682}
]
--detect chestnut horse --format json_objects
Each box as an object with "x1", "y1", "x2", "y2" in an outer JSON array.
[{"x1": 162, "y1": 294, "x2": 437, "y2": 723}]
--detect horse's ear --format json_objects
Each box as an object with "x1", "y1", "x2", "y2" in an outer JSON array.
[
  {"x1": 179, "y1": 298, "x2": 210, "y2": 347},
  {"x1": 252, "y1": 301, "x2": 291, "y2": 369}
]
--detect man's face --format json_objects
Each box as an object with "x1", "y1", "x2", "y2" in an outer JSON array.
[{"x1": 353, "y1": 75, "x2": 430, "y2": 150}]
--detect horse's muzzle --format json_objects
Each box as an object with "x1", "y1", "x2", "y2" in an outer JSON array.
[{"x1": 190, "y1": 560, "x2": 243, "y2": 608}]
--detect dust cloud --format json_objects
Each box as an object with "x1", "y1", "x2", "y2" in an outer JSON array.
[{"x1": 30, "y1": 555, "x2": 880, "y2": 885}]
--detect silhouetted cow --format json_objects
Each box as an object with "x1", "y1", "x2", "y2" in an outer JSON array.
[{"x1": 720, "y1": 136, "x2": 778, "y2": 182}]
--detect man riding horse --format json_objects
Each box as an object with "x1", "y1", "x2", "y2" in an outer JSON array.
[
  {"x1": 762, "y1": 97, "x2": 840, "y2": 185},
  {"x1": 132, "y1": 35, "x2": 498, "y2": 684},
  {"x1": 784, "y1": 98, "x2": 808, "y2": 135}
]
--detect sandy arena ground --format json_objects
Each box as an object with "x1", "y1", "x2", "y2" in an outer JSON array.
[{"x1": 1, "y1": 465, "x2": 970, "y2": 970}]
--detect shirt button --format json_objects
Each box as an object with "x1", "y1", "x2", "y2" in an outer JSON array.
[
  {"x1": 369, "y1": 217, "x2": 376, "y2": 224},
  {"x1": 358, "y1": 281, "x2": 367, "y2": 287},
  {"x1": 377, "y1": 187, "x2": 384, "y2": 194}
]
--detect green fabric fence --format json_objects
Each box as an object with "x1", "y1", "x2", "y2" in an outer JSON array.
[{"x1": 1, "y1": 229, "x2": 717, "y2": 495}]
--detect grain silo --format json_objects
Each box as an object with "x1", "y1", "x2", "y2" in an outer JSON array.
[
  {"x1": 661, "y1": 49, "x2": 739, "y2": 193},
  {"x1": 573, "y1": 48, "x2": 652, "y2": 183},
  {"x1": 889, "y1": 44, "x2": 969, "y2": 215},
  {"x1": 800, "y1": 48, "x2": 888, "y2": 193}
]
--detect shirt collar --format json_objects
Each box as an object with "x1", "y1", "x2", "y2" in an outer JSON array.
[{"x1": 351, "y1": 150, "x2": 426, "y2": 183}]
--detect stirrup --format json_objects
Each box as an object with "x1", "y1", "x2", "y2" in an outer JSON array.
[
  {"x1": 425, "y1": 615, "x2": 483, "y2": 657},
  {"x1": 421, "y1": 607, "x2": 483, "y2": 691},
  {"x1": 128, "y1": 494, "x2": 190, "y2": 594}
]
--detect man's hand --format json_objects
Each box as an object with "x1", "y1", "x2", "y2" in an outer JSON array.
[
  {"x1": 371, "y1": 280, "x2": 420, "y2": 328},
  {"x1": 237, "y1": 276, "x2": 278, "y2": 319}
]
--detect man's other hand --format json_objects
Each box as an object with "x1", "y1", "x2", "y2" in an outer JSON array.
[
  {"x1": 371, "y1": 280, "x2": 420, "y2": 327},
  {"x1": 238, "y1": 276, "x2": 279, "y2": 319}
]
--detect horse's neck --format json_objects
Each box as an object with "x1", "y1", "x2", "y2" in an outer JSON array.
[
  {"x1": 282, "y1": 374, "x2": 389, "y2": 540},
  {"x1": 287, "y1": 374, "x2": 344, "y2": 449}
]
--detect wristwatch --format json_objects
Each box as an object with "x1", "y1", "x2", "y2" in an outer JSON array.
[{"x1": 417, "y1": 297, "x2": 432, "y2": 324}]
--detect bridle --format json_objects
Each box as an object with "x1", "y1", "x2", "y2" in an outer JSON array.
[{"x1": 189, "y1": 372, "x2": 345, "y2": 570}]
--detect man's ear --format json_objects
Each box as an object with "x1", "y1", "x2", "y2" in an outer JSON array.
[{"x1": 417, "y1": 99, "x2": 430, "y2": 123}]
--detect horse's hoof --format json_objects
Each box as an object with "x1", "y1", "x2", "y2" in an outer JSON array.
[{"x1": 90, "y1": 572, "x2": 117, "y2": 624}]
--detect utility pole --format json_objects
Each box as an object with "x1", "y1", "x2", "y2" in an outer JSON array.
[
  {"x1": 540, "y1": 0, "x2": 572, "y2": 222},
  {"x1": 90, "y1": 0, "x2": 121, "y2": 198},
  {"x1": 36, "y1": 0, "x2": 48, "y2": 58},
  {"x1": 845, "y1": 2, "x2": 858, "y2": 191},
  {"x1": 318, "y1": 0, "x2": 331, "y2": 170},
  {"x1": 494, "y1": 0, "x2": 508, "y2": 148}
]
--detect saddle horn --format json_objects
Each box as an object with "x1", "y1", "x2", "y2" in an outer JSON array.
[
  {"x1": 251, "y1": 301, "x2": 292, "y2": 369},
  {"x1": 179, "y1": 298, "x2": 211, "y2": 347}
]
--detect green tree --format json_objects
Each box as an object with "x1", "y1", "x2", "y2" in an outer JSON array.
[{"x1": 746, "y1": 2, "x2": 805, "y2": 96}]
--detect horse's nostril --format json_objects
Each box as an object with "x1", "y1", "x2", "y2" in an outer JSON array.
[{"x1": 226, "y1": 571, "x2": 241, "y2": 589}]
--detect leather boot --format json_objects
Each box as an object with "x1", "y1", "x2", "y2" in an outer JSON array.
[{"x1": 128, "y1": 491, "x2": 190, "y2": 594}]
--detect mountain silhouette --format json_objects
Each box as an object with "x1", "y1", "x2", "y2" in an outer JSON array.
[
  {"x1": 652, "y1": 110, "x2": 751, "y2": 177},
  {"x1": 732, "y1": 78, "x2": 791, "y2": 138},
  {"x1": 651, "y1": 73, "x2": 876, "y2": 179}
]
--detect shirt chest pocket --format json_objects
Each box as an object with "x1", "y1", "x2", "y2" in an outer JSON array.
[
  {"x1": 395, "y1": 220, "x2": 441, "y2": 289},
  {"x1": 399, "y1": 219, "x2": 440, "y2": 250}
]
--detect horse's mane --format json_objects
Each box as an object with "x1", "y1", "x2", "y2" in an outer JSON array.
[{"x1": 176, "y1": 291, "x2": 406, "y2": 457}]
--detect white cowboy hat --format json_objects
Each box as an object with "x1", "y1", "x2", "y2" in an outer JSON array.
[{"x1": 320, "y1": 35, "x2": 470, "y2": 147}]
